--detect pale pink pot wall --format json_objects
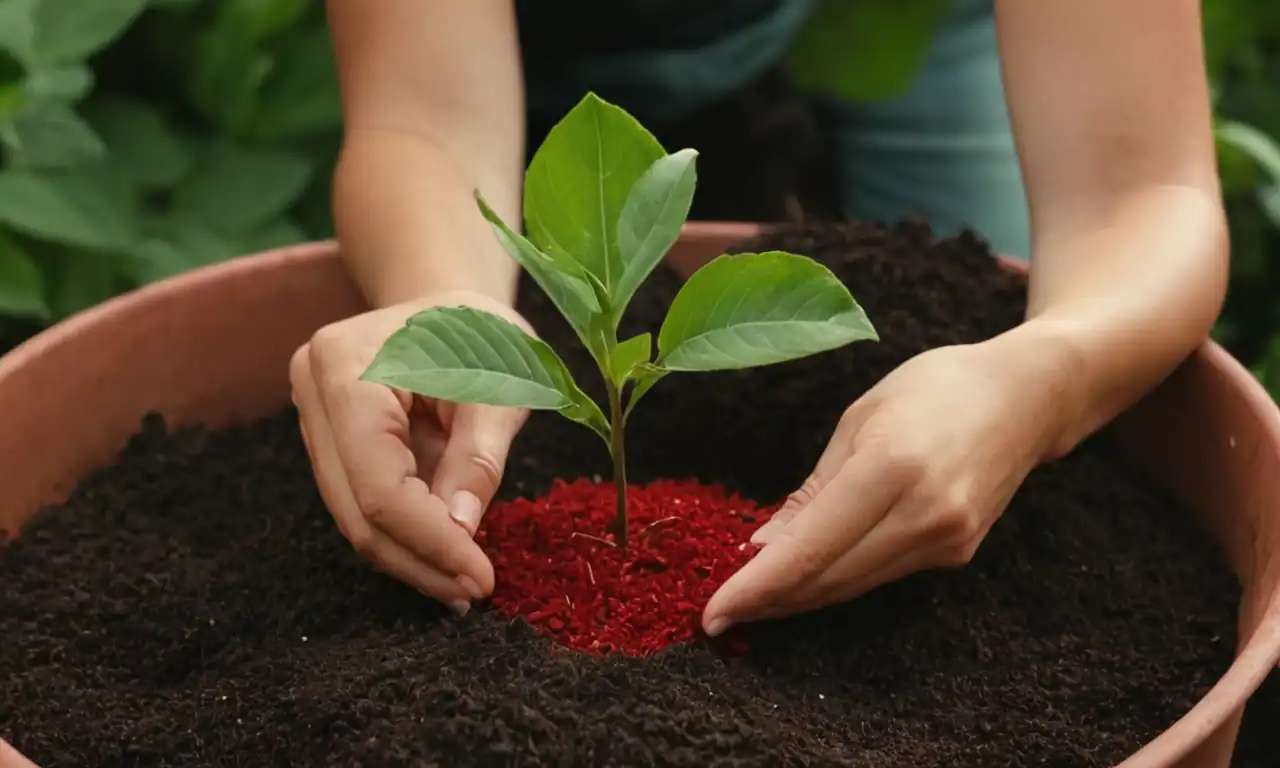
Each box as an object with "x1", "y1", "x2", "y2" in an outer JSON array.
[{"x1": 0, "y1": 222, "x2": 1277, "y2": 768}]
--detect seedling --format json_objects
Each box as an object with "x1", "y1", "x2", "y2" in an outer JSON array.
[{"x1": 361, "y1": 93, "x2": 878, "y2": 550}]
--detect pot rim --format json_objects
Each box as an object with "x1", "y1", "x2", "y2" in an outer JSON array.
[{"x1": 2, "y1": 221, "x2": 1278, "y2": 767}]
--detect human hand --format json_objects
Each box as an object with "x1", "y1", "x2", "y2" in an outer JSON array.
[
  {"x1": 290, "y1": 290, "x2": 532, "y2": 615},
  {"x1": 702, "y1": 329, "x2": 1076, "y2": 635},
  {"x1": 0, "y1": 739, "x2": 37, "y2": 768}
]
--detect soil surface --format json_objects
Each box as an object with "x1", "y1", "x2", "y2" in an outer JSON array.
[{"x1": 2, "y1": 220, "x2": 1272, "y2": 767}]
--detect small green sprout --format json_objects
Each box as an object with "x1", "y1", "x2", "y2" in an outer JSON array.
[{"x1": 361, "y1": 92, "x2": 878, "y2": 550}]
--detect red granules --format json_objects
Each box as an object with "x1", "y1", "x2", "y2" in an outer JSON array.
[{"x1": 475, "y1": 478, "x2": 772, "y2": 657}]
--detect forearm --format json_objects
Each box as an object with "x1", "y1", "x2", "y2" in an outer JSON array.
[
  {"x1": 1011, "y1": 184, "x2": 1229, "y2": 458},
  {"x1": 333, "y1": 127, "x2": 521, "y2": 308}
]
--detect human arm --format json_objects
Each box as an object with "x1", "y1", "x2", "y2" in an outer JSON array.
[
  {"x1": 702, "y1": 0, "x2": 1228, "y2": 632},
  {"x1": 996, "y1": 0, "x2": 1228, "y2": 458},
  {"x1": 288, "y1": 1, "x2": 532, "y2": 610},
  {"x1": 326, "y1": 0, "x2": 525, "y2": 307}
]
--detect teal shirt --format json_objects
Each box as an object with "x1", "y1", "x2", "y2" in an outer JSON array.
[
  {"x1": 516, "y1": 0, "x2": 814, "y2": 134},
  {"x1": 514, "y1": 0, "x2": 1032, "y2": 258}
]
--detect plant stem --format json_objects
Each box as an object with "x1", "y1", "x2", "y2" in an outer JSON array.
[{"x1": 605, "y1": 381, "x2": 628, "y2": 549}]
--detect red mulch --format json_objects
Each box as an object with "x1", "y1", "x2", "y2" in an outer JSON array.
[{"x1": 477, "y1": 478, "x2": 770, "y2": 657}]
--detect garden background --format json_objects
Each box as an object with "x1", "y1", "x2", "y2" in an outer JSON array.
[{"x1": 2, "y1": 0, "x2": 1279, "y2": 397}]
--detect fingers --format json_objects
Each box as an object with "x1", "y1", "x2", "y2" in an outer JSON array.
[
  {"x1": 0, "y1": 740, "x2": 38, "y2": 768},
  {"x1": 308, "y1": 344, "x2": 494, "y2": 589},
  {"x1": 429, "y1": 403, "x2": 527, "y2": 535},
  {"x1": 741, "y1": 511, "x2": 932, "y2": 622},
  {"x1": 291, "y1": 344, "x2": 493, "y2": 606},
  {"x1": 703, "y1": 452, "x2": 904, "y2": 634},
  {"x1": 751, "y1": 401, "x2": 872, "y2": 545}
]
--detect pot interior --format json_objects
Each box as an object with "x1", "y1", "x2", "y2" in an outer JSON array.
[{"x1": 0, "y1": 226, "x2": 1276, "y2": 768}]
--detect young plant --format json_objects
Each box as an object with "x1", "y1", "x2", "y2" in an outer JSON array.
[{"x1": 361, "y1": 93, "x2": 878, "y2": 550}]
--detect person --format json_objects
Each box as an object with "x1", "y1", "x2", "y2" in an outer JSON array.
[{"x1": 290, "y1": 0, "x2": 1228, "y2": 638}]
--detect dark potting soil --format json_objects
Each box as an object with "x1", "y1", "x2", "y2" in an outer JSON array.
[{"x1": 1, "y1": 220, "x2": 1268, "y2": 767}]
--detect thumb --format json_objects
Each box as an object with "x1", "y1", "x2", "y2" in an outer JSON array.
[{"x1": 431, "y1": 403, "x2": 527, "y2": 536}]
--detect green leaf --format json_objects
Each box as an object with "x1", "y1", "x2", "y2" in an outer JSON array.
[
  {"x1": 171, "y1": 144, "x2": 313, "y2": 235},
  {"x1": 26, "y1": 64, "x2": 93, "y2": 102},
  {"x1": 0, "y1": 85, "x2": 25, "y2": 121},
  {"x1": 610, "y1": 332, "x2": 651, "y2": 386},
  {"x1": 247, "y1": 26, "x2": 341, "y2": 140},
  {"x1": 657, "y1": 251, "x2": 878, "y2": 371},
  {"x1": 613, "y1": 148, "x2": 698, "y2": 323},
  {"x1": 0, "y1": 232, "x2": 48, "y2": 319},
  {"x1": 238, "y1": 218, "x2": 307, "y2": 252},
  {"x1": 0, "y1": 0, "x2": 37, "y2": 60},
  {"x1": 475, "y1": 191, "x2": 601, "y2": 342},
  {"x1": 86, "y1": 97, "x2": 191, "y2": 189},
  {"x1": 129, "y1": 225, "x2": 238, "y2": 283},
  {"x1": 0, "y1": 48, "x2": 23, "y2": 84},
  {"x1": 41, "y1": 248, "x2": 128, "y2": 320},
  {"x1": 188, "y1": 25, "x2": 272, "y2": 134},
  {"x1": 522, "y1": 92, "x2": 666, "y2": 299},
  {"x1": 786, "y1": 0, "x2": 953, "y2": 102},
  {"x1": 32, "y1": 0, "x2": 149, "y2": 63},
  {"x1": 5, "y1": 101, "x2": 106, "y2": 168},
  {"x1": 0, "y1": 166, "x2": 138, "y2": 251},
  {"x1": 361, "y1": 306, "x2": 609, "y2": 439},
  {"x1": 624, "y1": 362, "x2": 668, "y2": 420},
  {"x1": 1216, "y1": 120, "x2": 1280, "y2": 186},
  {"x1": 221, "y1": 0, "x2": 308, "y2": 47}
]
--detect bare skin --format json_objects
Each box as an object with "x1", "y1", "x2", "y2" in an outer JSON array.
[
  {"x1": 0, "y1": 4, "x2": 1230, "y2": 763},
  {"x1": 290, "y1": 2, "x2": 530, "y2": 613},
  {"x1": 704, "y1": 0, "x2": 1228, "y2": 633},
  {"x1": 297, "y1": 0, "x2": 1228, "y2": 631}
]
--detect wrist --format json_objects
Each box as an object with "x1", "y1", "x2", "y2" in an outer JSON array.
[
  {"x1": 364, "y1": 257, "x2": 518, "y2": 309},
  {"x1": 332, "y1": 127, "x2": 522, "y2": 309},
  {"x1": 998, "y1": 316, "x2": 1172, "y2": 462},
  {"x1": 992, "y1": 319, "x2": 1110, "y2": 462}
]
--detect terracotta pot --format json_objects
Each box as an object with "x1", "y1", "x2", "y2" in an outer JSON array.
[{"x1": 1, "y1": 222, "x2": 1278, "y2": 768}]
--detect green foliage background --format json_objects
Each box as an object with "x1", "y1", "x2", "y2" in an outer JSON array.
[{"x1": 2, "y1": 0, "x2": 1279, "y2": 401}]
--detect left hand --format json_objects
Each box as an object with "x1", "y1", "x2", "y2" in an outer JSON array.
[{"x1": 702, "y1": 329, "x2": 1076, "y2": 636}]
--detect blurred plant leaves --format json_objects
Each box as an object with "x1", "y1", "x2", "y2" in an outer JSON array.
[
  {"x1": 41, "y1": 247, "x2": 128, "y2": 321},
  {"x1": 248, "y1": 26, "x2": 341, "y2": 140},
  {"x1": 85, "y1": 96, "x2": 191, "y2": 189},
  {"x1": 0, "y1": 231, "x2": 49, "y2": 319},
  {"x1": 786, "y1": 0, "x2": 953, "y2": 102},
  {"x1": 31, "y1": 0, "x2": 150, "y2": 63},
  {"x1": 4, "y1": 101, "x2": 106, "y2": 168},
  {"x1": 27, "y1": 64, "x2": 93, "y2": 102},
  {"x1": 0, "y1": 165, "x2": 137, "y2": 251},
  {"x1": 170, "y1": 143, "x2": 313, "y2": 235}
]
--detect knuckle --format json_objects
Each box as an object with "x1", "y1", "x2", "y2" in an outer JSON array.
[
  {"x1": 347, "y1": 526, "x2": 377, "y2": 559},
  {"x1": 308, "y1": 322, "x2": 351, "y2": 378},
  {"x1": 355, "y1": 489, "x2": 389, "y2": 528},
  {"x1": 880, "y1": 444, "x2": 928, "y2": 482},
  {"x1": 939, "y1": 536, "x2": 981, "y2": 568},
  {"x1": 288, "y1": 343, "x2": 312, "y2": 385},
  {"x1": 926, "y1": 485, "x2": 980, "y2": 544},
  {"x1": 775, "y1": 530, "x2": 832, "y2": 580},
  {"x1": 310, "y1": 321, "x2": 347, "y2": 354},
  {"x1": 782, "y1": 474, "x2": 822, "y2": 511},
  {"x1": 468, "y1": 450, "x2": 505, "y2": 490}
]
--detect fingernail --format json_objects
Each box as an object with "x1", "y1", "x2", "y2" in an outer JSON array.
[
  {"x1": 448, "y1": 599, "x2": 471, "y2": 617},
  {"x1": 750, "y1": 520, "x2": 782, "y2": 545},
  {"x1": 449, "y1": 490, "x2": 483, "y2": 535},
  {"x1": 705, "y1": 617, "x2": 731, "y2": 638},
  {"x1": 456, "y1": 574, "x2": 484, "y2": 600}
]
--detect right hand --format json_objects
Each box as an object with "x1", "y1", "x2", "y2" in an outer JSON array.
[
  {"x1": 0, "y1": 739, "x2": 37, "y2": 767},
  {"x1": 290, "y1": 290, "x2": 530, "y2": 615}
]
